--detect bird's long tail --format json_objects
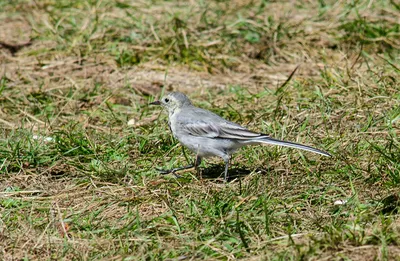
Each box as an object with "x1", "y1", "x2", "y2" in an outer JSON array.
[{"x1": 245, "y1": 136, "x2": 331, "y2": 157}]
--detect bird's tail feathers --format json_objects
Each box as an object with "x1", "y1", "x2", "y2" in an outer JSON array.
[{"x1": 246, "y1": 136, "x2": 331, "y2": 157}]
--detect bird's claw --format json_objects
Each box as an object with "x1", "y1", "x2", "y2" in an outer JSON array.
[
  {"x1": 156, "y1": 168, "x2": 182, "y2": 178},
  {"x1": 156, "y1": 168, "x2": 174, "y2": 174}
]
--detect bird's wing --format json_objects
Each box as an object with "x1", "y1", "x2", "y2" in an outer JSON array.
[
  {"x1": 218, "y1": 122, "x2": 263, "y2": 139},
  {"x1": 182, "y1": 121, "x2": 220, "y2": 138},
  {"x1": 179, "y1": 110, "x2": 263, "y2": 140}
]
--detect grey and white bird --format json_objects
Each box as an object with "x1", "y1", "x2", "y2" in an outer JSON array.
[{"x1": 151, "y1": 92, "x2": 331, "y2": 181}]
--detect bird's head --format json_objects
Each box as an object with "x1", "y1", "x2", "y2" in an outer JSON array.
[{"x1": 150, "y1": 92, "x2": 192, "y2": 114}]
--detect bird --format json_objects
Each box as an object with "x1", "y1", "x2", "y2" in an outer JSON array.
[{"x1": 150, "y1": 92, "x2": 331, "y2": 181}]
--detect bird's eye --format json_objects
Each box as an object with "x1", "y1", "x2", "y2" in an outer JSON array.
[{"x1": 164, "y1": 98, "x2": 169, "y2": 103}]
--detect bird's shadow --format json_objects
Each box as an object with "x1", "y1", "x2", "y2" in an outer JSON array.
[{"x1": 198, "y1": 164, "x2": 255, "y2": 182}]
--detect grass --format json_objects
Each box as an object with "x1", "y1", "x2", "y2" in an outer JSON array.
[{"x1": 0, "y1": 0, "x2": 400, "y2": 260}]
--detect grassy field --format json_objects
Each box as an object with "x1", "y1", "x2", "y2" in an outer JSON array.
[{"x1": 1, "y1": 0, "x2": 400, "y2": 260}]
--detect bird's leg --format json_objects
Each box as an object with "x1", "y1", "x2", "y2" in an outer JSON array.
[
  {"x1": 195, "y1": 155, "x2": 202, "y2": 178},
  {"x1": 223, "y1": 157, "x2": 230, "y2": 182},
  {"x1": 157, "y1": 164, "x2": 194, "y2": 175},
  {"x1": 157, "y1": 155, "x2": 202, "y2": 176}
]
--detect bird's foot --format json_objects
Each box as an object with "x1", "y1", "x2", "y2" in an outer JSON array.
[
  {"x1": 156, "y1": 165, "x2": 195, "y2": 177},
  {"x1": 156, "y1": 168, "x2": 183, "y2": 178}
]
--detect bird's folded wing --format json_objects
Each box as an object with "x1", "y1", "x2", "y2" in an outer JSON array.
[{"x1": 182, "y1": 121, "x2": 263, "y2": 140}]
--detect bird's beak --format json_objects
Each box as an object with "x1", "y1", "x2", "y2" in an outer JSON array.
[{"x1": 150, "y1": 100, "x2": 161, "y2": 105}]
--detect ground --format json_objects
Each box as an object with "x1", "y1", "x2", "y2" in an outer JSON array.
[{"x1": 0, "y1": 0, "x2": 400, "y2": 260}]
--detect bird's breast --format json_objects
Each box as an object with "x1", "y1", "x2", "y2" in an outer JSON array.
[{"x1": 168, "y1": 113, "x2": 179, "y2": 139}]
